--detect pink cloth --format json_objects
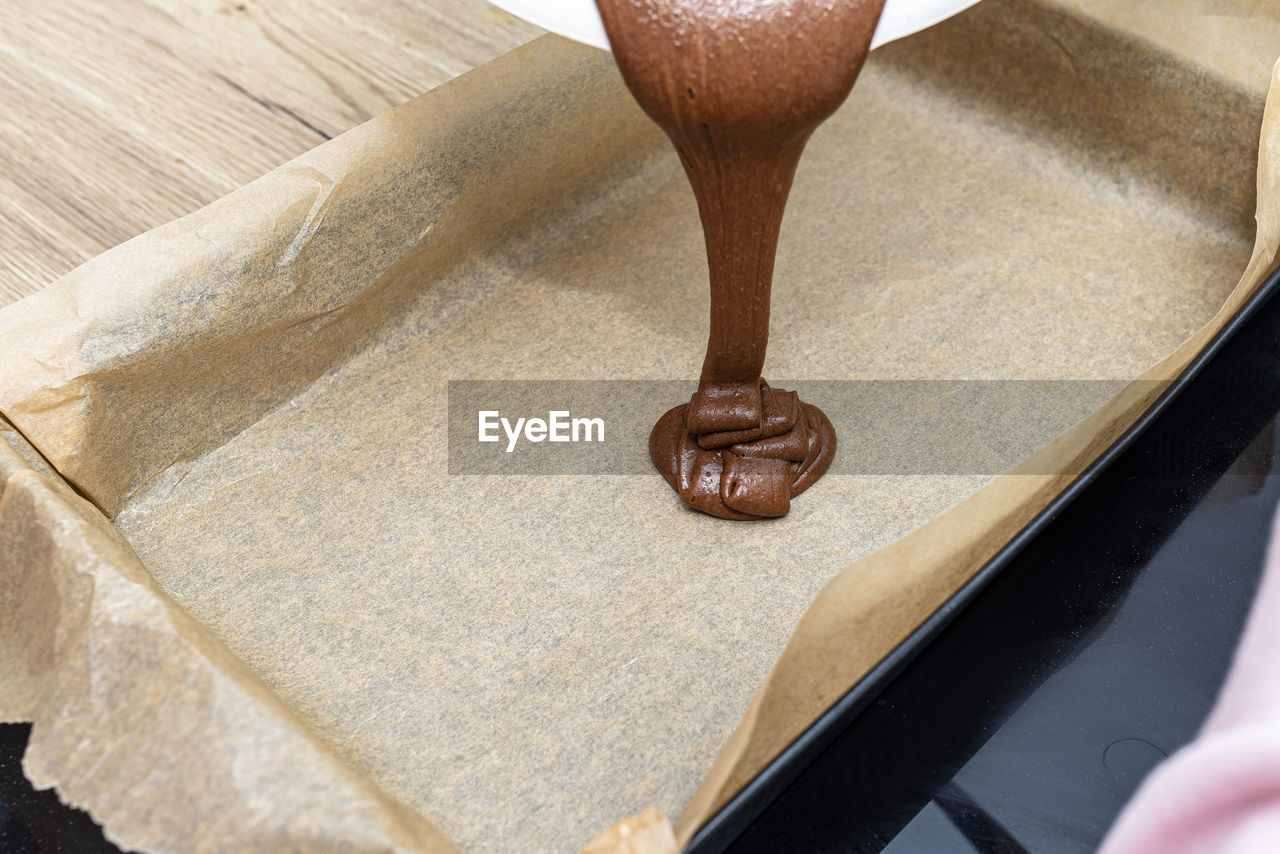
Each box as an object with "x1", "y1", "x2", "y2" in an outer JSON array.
[{"x1": 1099, "y1": 503, "x2": 1280, "y2": 854}]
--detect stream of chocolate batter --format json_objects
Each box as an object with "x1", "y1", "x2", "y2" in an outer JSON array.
[{"x1": 594, "y1": 0, "x2": 887, "y2": 519}]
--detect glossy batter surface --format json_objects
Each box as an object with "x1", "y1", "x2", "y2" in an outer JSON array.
[{"x1": 595, "y1": 0, "x2": 886, "y2": 518}]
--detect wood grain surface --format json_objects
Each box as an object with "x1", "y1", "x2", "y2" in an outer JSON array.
[{"x1": 0, "y1": 0, "x2": 542, "y2": 308}]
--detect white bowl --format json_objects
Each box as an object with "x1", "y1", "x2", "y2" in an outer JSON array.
[{"x1": 491, "y1": 0, "x2": 984, "y2": 53}]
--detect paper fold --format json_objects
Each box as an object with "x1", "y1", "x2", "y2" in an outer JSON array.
[{"x1": 0, "y1": 431, "x2": 456, "y2": 852}]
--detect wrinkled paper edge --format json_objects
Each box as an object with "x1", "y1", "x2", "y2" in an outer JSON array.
[{"x1": 0, "y1": 418, "x2": 458, "y2": 853}]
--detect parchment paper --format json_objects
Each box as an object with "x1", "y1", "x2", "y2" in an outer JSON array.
[{"x1": 1, "y1": 0, "x2": 1277, "y2": 851}]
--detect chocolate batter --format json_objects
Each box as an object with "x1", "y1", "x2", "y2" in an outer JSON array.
[{"x1": 594, "y1": 0, "x2": 886, "y2": 519}]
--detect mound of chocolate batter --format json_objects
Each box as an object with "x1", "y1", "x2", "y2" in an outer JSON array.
[{"x1": 594, "y1": 0, "x2": 886, "y2": 519}]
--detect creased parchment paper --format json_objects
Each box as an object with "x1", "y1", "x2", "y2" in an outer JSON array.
[{"x1": 1, "y1": 0, "x2": 1277, "y2": 851}]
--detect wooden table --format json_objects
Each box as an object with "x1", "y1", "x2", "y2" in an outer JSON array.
[{"x1": 0, "y1": 0, "x2": 541, "y2": 308}]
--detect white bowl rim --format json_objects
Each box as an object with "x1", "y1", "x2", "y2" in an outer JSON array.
[{"x1": 489, "y1": 0, "x2": 985, "y2": 53}]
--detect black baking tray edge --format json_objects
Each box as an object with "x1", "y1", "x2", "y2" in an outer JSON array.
[{"x1": 685, "y1": 260, "x2": 1280, "y2": 854}]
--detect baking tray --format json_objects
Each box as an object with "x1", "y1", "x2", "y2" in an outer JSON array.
[
  {"x1": 4, "y1": 264, "x2": 1279, "y2": 854},
  {"x1": 0, "y1": 0, "x2": 1276, "y2": 850}
]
